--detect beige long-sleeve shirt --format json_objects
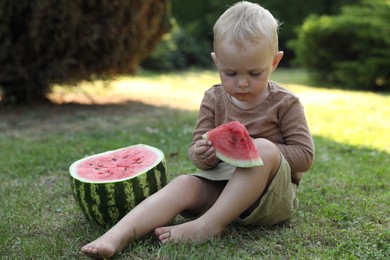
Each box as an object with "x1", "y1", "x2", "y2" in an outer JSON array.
[{"x1": 189, "y1": 81, "x2": 315, "y2": 185}]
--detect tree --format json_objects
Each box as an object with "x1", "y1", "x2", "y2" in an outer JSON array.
[{"x1": 0, "y1": 0, "x2": 171, "y2": 104}]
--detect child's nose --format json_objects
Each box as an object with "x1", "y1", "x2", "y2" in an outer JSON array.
[{"x1": 237, "y1": 77, "x2": 249, "y2": 88}]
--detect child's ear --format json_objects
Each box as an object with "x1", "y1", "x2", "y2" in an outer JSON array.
[
  {"x1": 211, "y1": 52, "x2": 218, "y2": 65},
  {"x1": 271, "y1": 51, "x2": 284, "y2": 71}
]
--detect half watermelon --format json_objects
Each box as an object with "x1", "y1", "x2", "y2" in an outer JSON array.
[
  {"x1": 202, "y1": 121, "x2": 263, "y2": 167},
  {"x1": 69, "y1": 144, "x2": 167, "y2": 226}
]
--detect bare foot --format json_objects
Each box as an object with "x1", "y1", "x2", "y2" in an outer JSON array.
[
  {"x1": 154, "y1": 220, "x2": 223, "y2": 244},
  {"x1": 81, "y1": 232, "x2": 127, "y2": 259}
]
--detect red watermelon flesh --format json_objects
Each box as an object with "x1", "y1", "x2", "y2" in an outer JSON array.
[
  {"x1": 202, "y1": 121, "x2": 263, "y2": 167},
  {"x1": 76, "y1": 146, "x2": 158, "y2": 181}
]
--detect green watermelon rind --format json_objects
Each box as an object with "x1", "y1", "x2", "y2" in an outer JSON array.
[
  {"x1": 69, "y1": 144, "x2": 168, "y2": 227},
  {"x1": 202, "y1": 132, "x2": 264, "y2": 168}
]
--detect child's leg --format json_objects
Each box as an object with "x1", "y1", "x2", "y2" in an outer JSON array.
[
  {"x1": 81, "y1": 175, "x2": 225, "y2": 258},
  {"x1": 155, "y1": 138, "x2": 281, "y2": 243}
]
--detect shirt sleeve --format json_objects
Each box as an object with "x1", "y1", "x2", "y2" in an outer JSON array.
[
  {"x1": 275, "y1": 97, "x2": 315, "y2": 173},
  {"x1": 188, "y1": 90, "x2": 220, "y2": 170}
]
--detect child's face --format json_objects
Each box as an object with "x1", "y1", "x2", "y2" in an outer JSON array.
[{"x1": 211, "y1": 40, "x2": 283, "y2": 106}]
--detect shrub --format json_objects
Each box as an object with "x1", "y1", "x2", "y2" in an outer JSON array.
[
  {"x1": 141, "y1": 20, "x2": 212, "y2": 71},
  {"x1": 290, "y1": 0, "x2": 390, "y2": 90},
  {"x1": 0, "y1": 0, "x2": 170, "y2": 104}
]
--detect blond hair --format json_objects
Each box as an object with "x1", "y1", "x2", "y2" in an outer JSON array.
[{"x1": 213, "y1": 1, "x2": 280, "y2": 53}]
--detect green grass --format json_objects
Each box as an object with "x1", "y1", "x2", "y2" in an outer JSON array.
[{"x1": 1, "y1": 69, "x2": 389, "y2": 259}]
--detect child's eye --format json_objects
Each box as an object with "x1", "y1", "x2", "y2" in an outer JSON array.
[
  {"x1": 224, "y1": 72, "x2": 236, "y2": 77},
  {"x1": 250, "y1": 72, "x2": 262, "y2": 77}
]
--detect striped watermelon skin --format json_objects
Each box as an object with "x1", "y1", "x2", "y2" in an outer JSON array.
[{"x1": 69, "y1": 145, "x2": 167, "y2": 227}]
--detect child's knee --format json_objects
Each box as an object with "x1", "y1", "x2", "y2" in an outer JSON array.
[
  {"x1": 171, "y1": 175, "x2": 201, "y2": 189},
  {"x1": 253, "y1": 138, "x2": 280, "y2": 165},
  {"x1": 253, "y1": 138, "x2": 279, "y2": 156}
]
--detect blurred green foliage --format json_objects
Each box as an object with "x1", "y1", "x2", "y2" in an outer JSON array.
[
  {"x1": 290, "y1": 0, "x2": 390, "y2": 90},
  {"x1": 142, "y1": 0, "x2": 359, "y2": 70},
  {"x1": 141, "y1": 20, "x2": 212, "y2": 71}
]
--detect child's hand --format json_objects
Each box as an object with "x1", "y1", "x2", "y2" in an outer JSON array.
[{"x1": 194, "y1": 140, "x2": 217, "y2": 165}]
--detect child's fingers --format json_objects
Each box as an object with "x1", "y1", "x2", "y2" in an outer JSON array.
[
  {"x1": 194, "y1": 140, "x2": 212, "y2": 153},
  {"x1": 195, "y1": 139, "x2": 212, "y2": 147}
]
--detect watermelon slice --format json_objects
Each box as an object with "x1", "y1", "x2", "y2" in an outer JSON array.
[{"x1": 202, "y1": 121, "x2": 263, "y2": 167}]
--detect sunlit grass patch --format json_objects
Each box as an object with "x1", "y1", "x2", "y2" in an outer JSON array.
[
  {"x1": 50, "y1": 68, "x2": 390, "y2": 152},
  {"x1": 301, "y1": 89, "x2": 390, "y2": 152}
]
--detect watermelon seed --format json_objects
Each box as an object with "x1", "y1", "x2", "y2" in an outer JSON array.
[{"x1": 134, "y1": 157, "x2": 143, "y2": 164}]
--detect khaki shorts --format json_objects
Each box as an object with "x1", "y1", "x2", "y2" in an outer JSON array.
[{"x1": 190, "y1": 154, "x2": 298, "y2": 226}]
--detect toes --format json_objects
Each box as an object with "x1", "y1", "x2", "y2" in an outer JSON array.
[
  {"x1": 158, "y1": 232, "x2": 171, "y2": 242},
  {"x1": 81, "y1": 245, "x2": 92, "y2": 253},
  {"x1": 81, "y1": 245, "x2": 99, "y2": 258},
  {"x1": 154, "y1": 227, "x2": 172, "y2": 243},
  {"x1": 154, "y1": 227, "x2": 170, "y2": 236},
  {"x1": 154, "y1": 228, "x2": 162, "y2": 236},
  {"x1": 81, "y1": 244, "x2": 111, "y2": 259}
]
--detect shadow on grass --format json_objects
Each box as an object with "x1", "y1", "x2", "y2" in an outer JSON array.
[{"x1": 0, "y1": 100, "x2": 197, "y2": 138}]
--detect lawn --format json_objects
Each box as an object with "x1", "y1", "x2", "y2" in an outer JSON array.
[{"x1": 0, "y1": 69, "x2": 389, "y2": 259}]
